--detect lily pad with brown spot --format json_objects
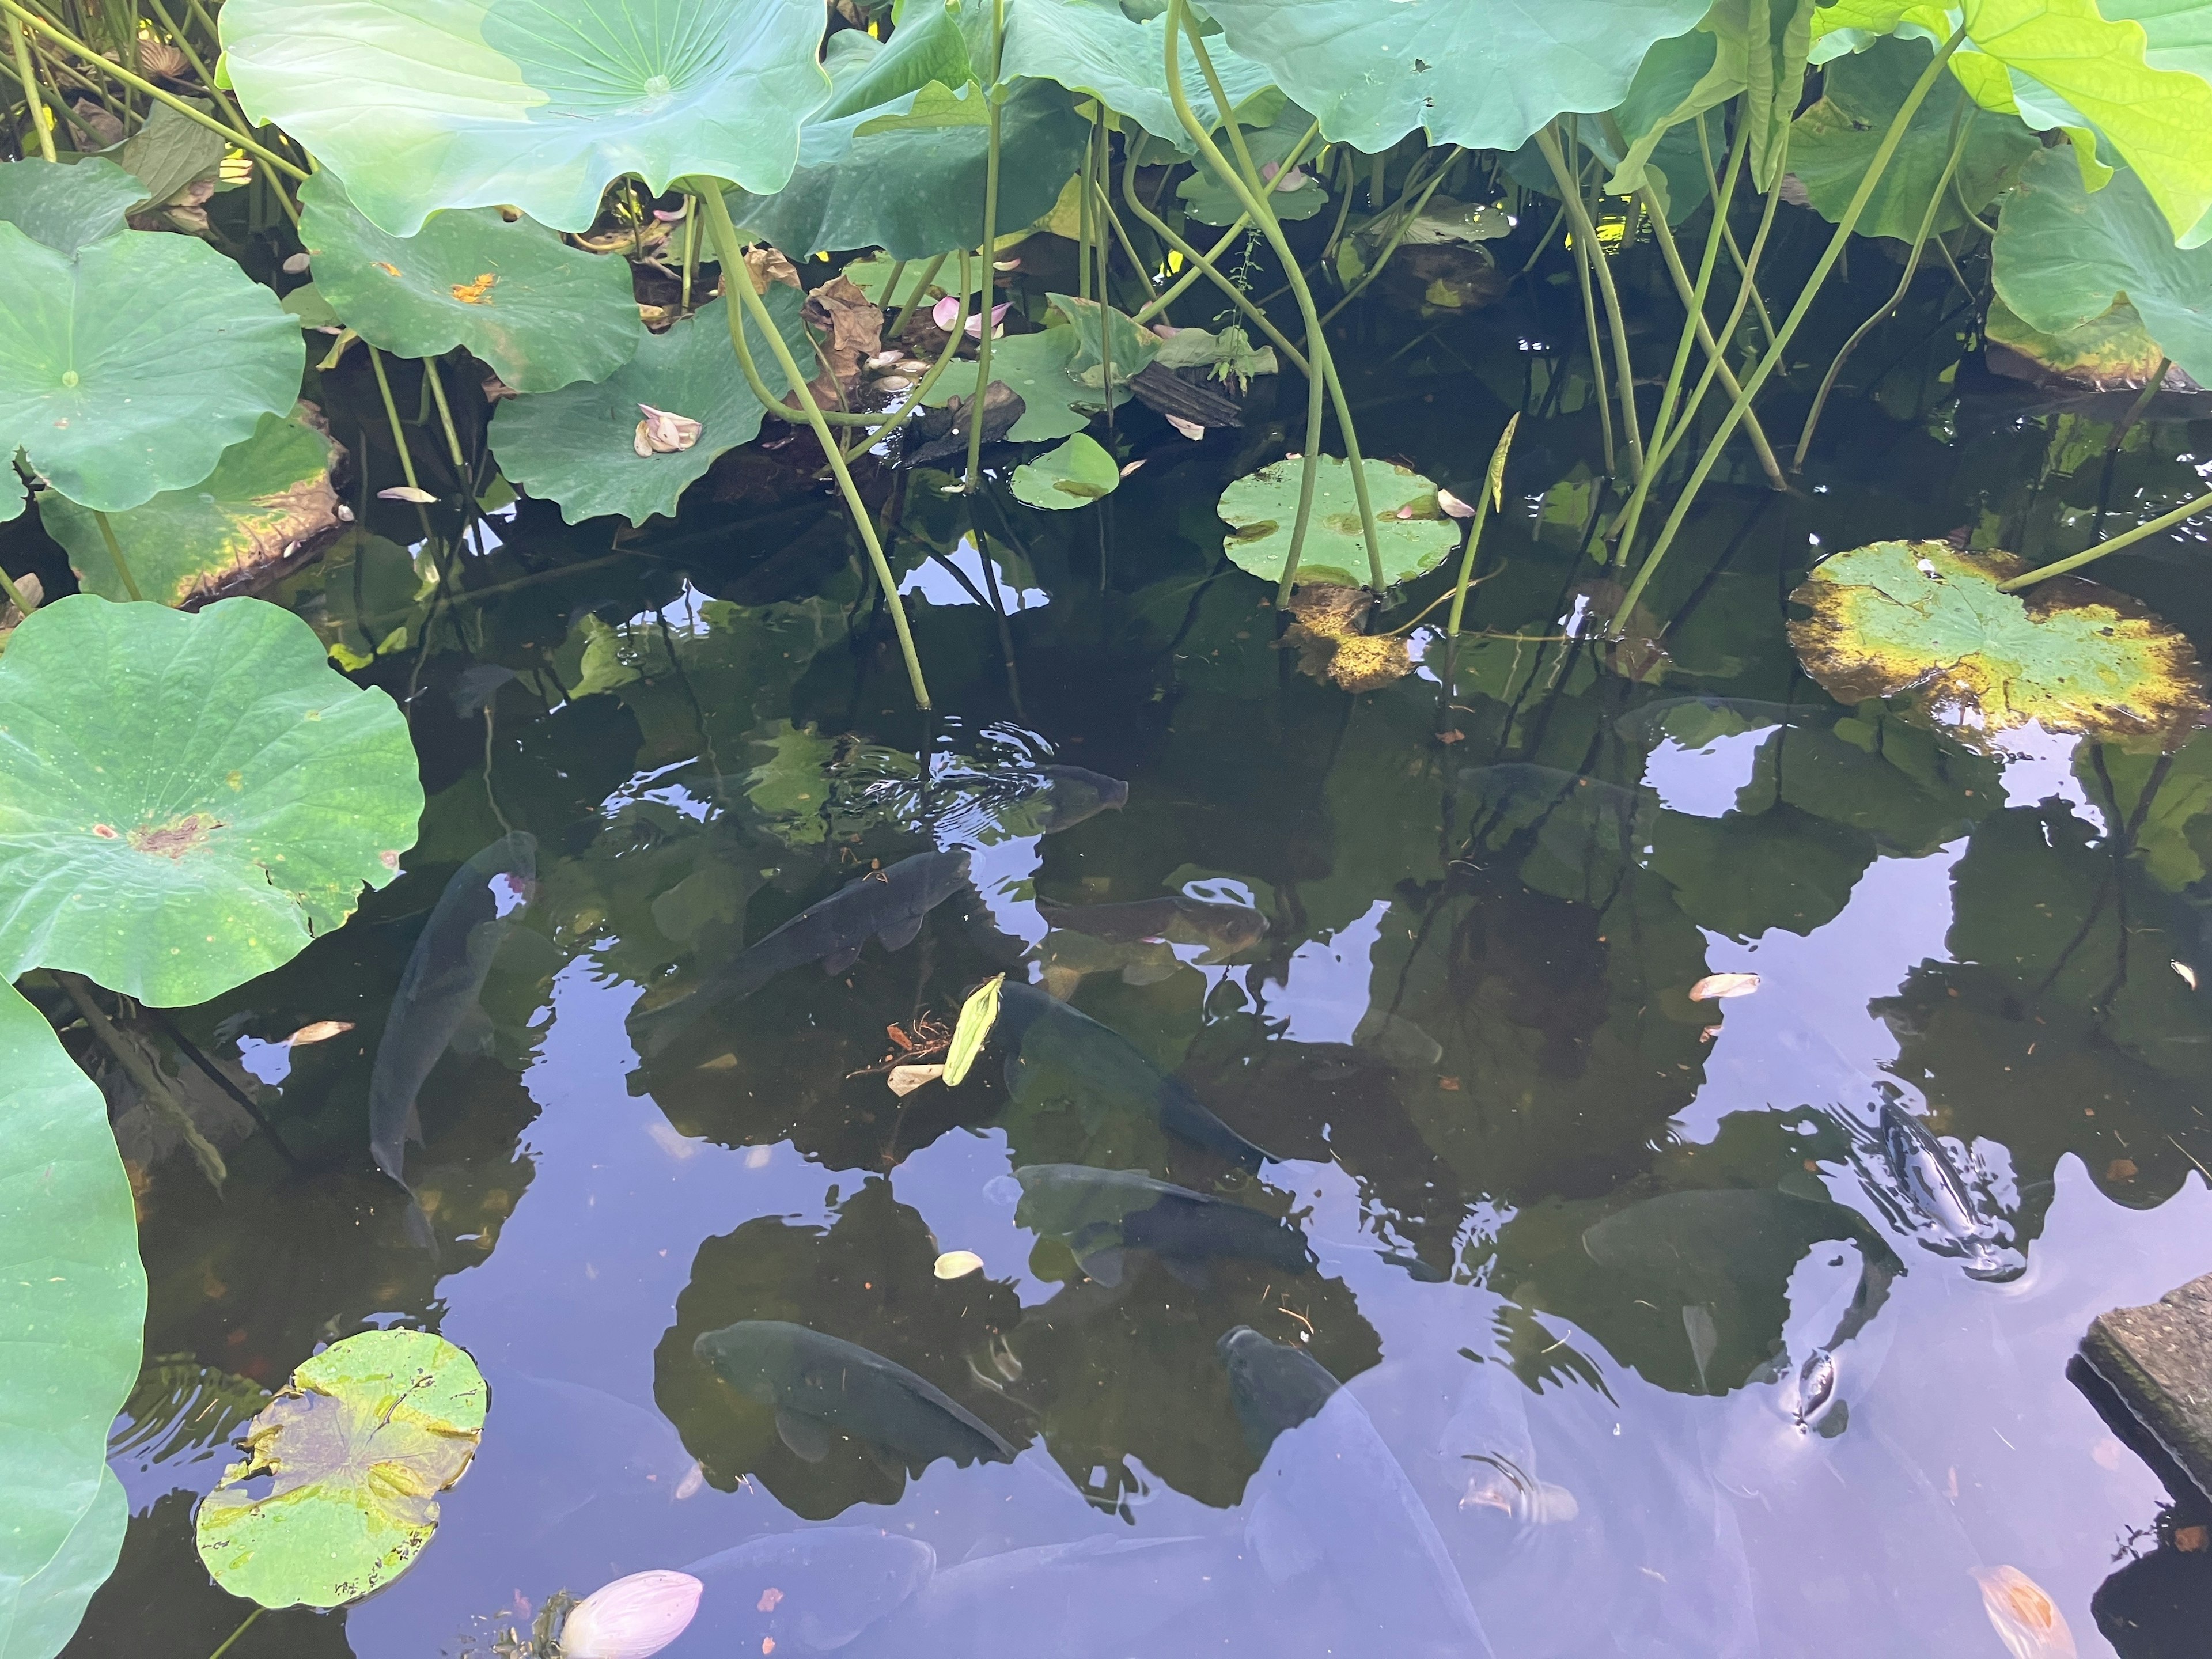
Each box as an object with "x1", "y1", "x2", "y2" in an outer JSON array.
[
  {"x1": 195, "y1": 1328, "x2": 485, "y2": 1608},
  {"x1": 39, "y1": 411, "x2": 343, "y2": 606},
  {"x1": 1217, "y1": 456, "x2": 1459, "y2": 589},
  {"x1": 1787, "y1": 540, "x2": 2210, "y2": 753},
  {"x1": 298, "y1": 172, "x2": 640, "y2": 393},
  {"x1": 1984, "y1": 296, "x2": 2196, "y2": 395},
  {"x1": 0, "y1": 594, "x2": 423, "y2": 1003}
]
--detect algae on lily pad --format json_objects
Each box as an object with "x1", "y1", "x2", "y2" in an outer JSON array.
[
  {"x1": 1010, "y1": 433, "x2": 1121, "y2": 509},
  {"x1": 40, "y1": 412, "x2": 342, "y2": 605},
  {"x1": 0, "y1": 223, "x2": 303, "y2": 512},
  {"x1": 1217, "y1": 457, "x2": 1457, "y2": 588},
  {"x1": 1787, "y1": 540, "x2": 2210, "y2": 752},
  {"x1": 298, "y1": 173, "x2": 641, "y2": 393},
  {"x1": 0, "y1": 596, "x2": 423, "y2": 1003},
  {"x1": 221, "y1": 0, "x2": 831, "y2": 235},
  {"x1": 195, "y1": 1328, "x2": 486, "y2": 1608},
  {"x1": 0, "y1": 979, "x2": 146, "y2": 1659}
]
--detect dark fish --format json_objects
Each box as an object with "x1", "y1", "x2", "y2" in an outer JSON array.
[
  {"x1": 1013, "y1": 1163, "x2": 1312, "y2": 1286},
  {"x1": 368, "y1": 832, "x2": 536, "y2": 1247},
  {"x1": 1026, "y1": 766, "x2": 1128, "y2": 834},
  {"x1": 997, "y1": 980, "x2": 1272, "y2": 1171},
  {"x1": 684, "y1": 1527, "x2": 935, "y2": 1654},
  {"x1": 1878, "y1": 1095, "x2": 1983, "y2": 1243},
  {"x1": 1036, "y1": 894, "x2": 1267, "y2": 955},
  {"x1": 630, "y1": 850, "x2": 970, "y2": 1060},
  {"x1": 695, "y1": 1320, "x2": 1016, "y2": 1473},
  {"x1": 1793, "y1": 1348, "x2": 1838, "y2": 1430},
  {"x1": 1219, "y1": 1327, "x2": 1494, "y2": 1658}
]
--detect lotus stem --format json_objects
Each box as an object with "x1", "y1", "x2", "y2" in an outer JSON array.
[
  {"x1": 1569, "y1": 212, "x2": 1615, "y2": 475},
  {"x1": 1078, "y1": 117, "x2": 1098, "y2": 303},
  {"x1": 1793, "y1": 102, "x2": 1974, "y2": 469},
  {"x1": 844, "y1": 250, "x2": 971, "y2": 463},
  {"x1": 366, "y1": 346, "x2": 424, "y2": 495},
  {"x1": 425, "y1": 355, "x2": 467, "y2": 475},
  {"x1": 1119, "y1": 139, "x2": 1311, "y2": 375},
  {"x1": 1319, "y1": 146, "x2": 1462, "y2": 327},
  {"x1": 884, "y1": 251, "x2": 944, "y2": 343},
  {"x1": 1641, "y1": 190, "x2": 1785, "y2": 489},
  {"x1": 1536, "y1": 123, "x2": 1642, "y2": 480},
  {"x1": 964, "y1": 0, "x2": 1006, "y2": 493},
  {"x1": 1171, "y1": 4, "x2": 1386, "y2": 595},
  {"x1": 1616, "y1": 28, "x2": 1968, "y2": 627},
  {"x1": 2109, "y1": 356, "x2": 2168, "y2": 454},
  {"x1": 1447, "y1": 414, "x2": 1517, "y2": 639},
  {"x1": 1997, "y1": 488, "x2": 2212, "y2": 592},
  {"x1": 91, "y1": 510, "x2": 143, "y2": 601},
  {"x1": 10, "y1": 16, "x2": 52, "y2": 160},
  {"x1": 680, "y1": 194, "x2": 700, "y2": 313},
  {"x1": 0, "y1": 0, "x2": 307, "y2": 179},
  {"x1": 0, "y1": 564, "x2": 36, "y2": 616},
  {"x1": 698, "y1": 187, "x2": 930, "y2": 709},
  {"x1": 204, "y1": 1606, "x2": 264, "y2": 1659},
  {"x1": 58, "y1": 971, "x2": 226, "y2": 1188},
  {"x1": 1696, "y1": 116, "x2": 1778, "y2": 346}
]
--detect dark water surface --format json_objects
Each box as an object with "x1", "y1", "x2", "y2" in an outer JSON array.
[{"x1": 40, "y1": 282, "x2": 2212, "y2": 1657}]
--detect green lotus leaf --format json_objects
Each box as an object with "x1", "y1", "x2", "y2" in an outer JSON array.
[
  {"x1": 1991, "y1": 147, "x2": 2212, "y2": 388},
  {"x1": 0, "y1": 980, "x2": 145, "y2": 1659},
  {"x1": 920, "y1": 325, "x2": 1118, "y2": 442},
  {"x1": 0, "y1": 158, "x2": 141, "y2": 255},
  {"x1": 219, "y1": 0, "x2": 834, "y2": 236},
  {"x1": 1200, "y1": 0, "x2": 1709, "y2": 154},
  {"x1": 1217, "y1": 456, "x2": 1459, "y2": 588},
  {"x1": 727, "y1": 33, "x2": 1087, "y2": 262},
  {"x1": 998, "y1": 0, "x2": 1278, "y2": 150},
  {"x1": 1789, "y1": 36, "x2": 2037, "y2": 240},
  {"x1": 113, "y1": 102, "x2": 227, "y2": 215},
  {"x1": 488, "y1": 285, "x2": 806, "y2": 525},
  {"x1": 840, "y1": 250, "x2": 984, "y2": 310},
  {"x1": 1010, "y1": 431, "x2": 1122, "y2": 509},
  {"x1": 1178, "y1": 99, "x2": 1327, "y2": 225},
  {"x1": 0, "y1": 224, "x2": 303, "y2": 512},
  {"x1": 1787, "y1": 540, "x2": 2211, "y2": 752},
  {"x1": 0, "y1": 595, "x2": 423, "y2": 1002},
  {"x1": 1984, "y1": 293, "x2": 2180, "y2": 391},
  {"x1": 194, "y1": 1328, "x2": 486, "y2": 1609},
  {"x1": 39, "y1": 411, "x2": 341, "y2": 606},
  {"x1": 297, "y1": 173, "x2": 639, "y2": 393}
]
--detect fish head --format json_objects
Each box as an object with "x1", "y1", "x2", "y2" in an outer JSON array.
[
  {"x1": 1035, "y1": 767, "x2": 1130, "y2": 832},
  {"x1": 1218, "y1": 1325, "x2": 1341, "y2": 1456},
  {"x1": 694, "y1": 1322, "x2": 794, "y2": 1407}
]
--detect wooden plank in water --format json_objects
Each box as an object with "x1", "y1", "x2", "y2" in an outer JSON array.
[{"x1": 2082, "y1": 1271, "x2": 2212, "y2": 1508}]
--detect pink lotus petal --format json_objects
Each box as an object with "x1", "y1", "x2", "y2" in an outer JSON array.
[
  {"x1": 931, "y1": 294, "x2": 961, "y2": 329},
  {"x1": 560, "y1": 1571, "x2": 703, "y2": 1659},
  {"x1": 965, "y1": 302, "x2": 1012, "y2": 340},
  {"x1": 1436, "y1": 487, "x2": 1476, "y2": 520},
  {"x1": 1166, "y1": 415, "x2": 1206, "y2": 440}
]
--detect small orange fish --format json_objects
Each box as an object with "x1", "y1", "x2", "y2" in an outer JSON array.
[{"x1": 1975, "y1": 1566, "x2": 2076, "y2": 1658}]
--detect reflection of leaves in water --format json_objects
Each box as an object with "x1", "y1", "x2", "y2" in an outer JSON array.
[
  {"x1": 653, "y1": 1181, "x2": 1024, "y2": 1520},
  {"x1": 111, "y1": 1357, "x2": 270, "y2": 1470}
]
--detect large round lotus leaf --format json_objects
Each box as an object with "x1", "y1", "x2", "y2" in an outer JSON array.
[
  {"x1": 918, "y1": 327, "x2": 1114, "y2": 442},
  {"x1": 0, "y1": 596, "x2": 423, "y2": 1002},
  {"x1": 1991, "y1": 147, "x2": 2212, "y2": 389},
  {"x1": 1788, "y1": 37, "x2": 2037, "y2": 241},
  {"x1": 1217, "y1": 456, "x2": 1459, "y2": 588},
  {"x1": 998, "y1": 0, "x2": 1277, "y2": 151},
  {"x1": 490, "y1": 285, "x2": 806, "y2": 525},
  {"x1": 194, "y1": 1328, "x2": 486, "y2": 1608},
  {"x1": 39, "y1": 412, "x2": 340, "y2": 606},
  {"x1": 0, "y1": 224, "x2": 303, "y2": 513},
  {"x1": 0, "y1": 980, "x2": 145, "y2": 1659},
  {"x1": 219, "y1": 0, "x2": 832, "y2": 236},
  {"x1": 0, "y1": 157, "x2": 142, "y2": 256},
  {"x1": 297, "y1": 173, "x2": 639, "y2": 393},
  {"x1": 1200, "y1": 0, "x2": 1708, "y2": 154},
  {"x1": 1787, "y1": 541, "x2": 2211, "y2": 752}
]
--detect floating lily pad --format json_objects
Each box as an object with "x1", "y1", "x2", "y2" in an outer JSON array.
[
  {"x1": 297, "y1": 173, "x2": 640, "y2": 393},
  {"x1": 222, "y1": 0, "x2": 831, "y2": 235},
  {"x1": 0, "y1": 979, "x2": 145, "y2": 1659},
  {"x1": 488, "y1": 286, "x2": 806, "y2": 525},
  {"x1": 1983, "y1": 294, "x2": 2184, "y2": 392},
  {"x1": 1992, "y1": 148, "x2": 2212, "y2": 388},
  {"x1": 919, "y1": 326, "x2": 1115, "y2": 442},
  {"x1": 0, "y1": 595, "x2": 423, "y2": 1002},
  {"x1": 39, "y1": 412, "x2": 342, "y2": 605},
  {"x1": 195, "y1": 1328, "x2": 486, "y2": 1608},
  {"x1": 1787, "y1": 540, "x2": 2211, "y2": 752},
  {"x1": 0, "y1": 157, "x2": 142, "y2": 255},
  {"x1": 1010, "y1": 433, "x2": 1121, "y2": 509},
  {"x1": 0, "y1": 224, "x2": 303, "y2": 512},
  {"x1": 1201, "y1": 0, "x2": 1709, "y2": 154},
  {"x1": 1216, "y1": 456, "x2": 1457, "y2": 588}
]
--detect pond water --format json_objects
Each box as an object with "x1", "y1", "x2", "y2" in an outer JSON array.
[{"x1": 43, "y1": 271, "x2": 2212, "y2": 1658}]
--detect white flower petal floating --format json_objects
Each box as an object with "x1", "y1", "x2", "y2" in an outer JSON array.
[
  {"x1": 560, "y1": 1570, "x2": 704, "y2": 1659},
  {"x1": 377, "y1": 485, "x2": 436, "y2": 503},
  {"x1": 282, "y1": 1020, "x2": 355, "y2": 1047},
  {"x1": 1688, "y1": 972, "x2": 1760, "y2": 1002},
  {"x1": 934, "y1": 1249, "x2": 984, "y2": 1279},
  {"x1": 887, "y1": 1062, "x2": 944, "y2": 1096}
]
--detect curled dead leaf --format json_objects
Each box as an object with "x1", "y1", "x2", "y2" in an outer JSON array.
[
  {"x1": 1688, "y1": 972, "x2": 1760, "y2": 1001},
  {"x1": 887, "y1": 1063, "x2": 944, "y2": 1096},
  {"x1": 2176, "y1": 1524, "x2": 2209, "y2": 1553},
  {"x1": 744, "y1": 244, "x2": 801, "y2": 294},
  {"x1": 282, "y1": 1020, "x2": 355, "y2": 1047},
  {"x1": 634, "y1": 404, "x2": 702, "y2": 457}
]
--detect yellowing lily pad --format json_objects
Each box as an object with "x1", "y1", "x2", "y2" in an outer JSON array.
[
  {"x1": 194, "y1": 1328, "x2": 486, "y2": 1608},
  {"x1": 1787, "y1": 541, "x2": 2210, "y2": 752},
  {"x1": 1217, "y1": 456, "x2": 1458, "y2": 589}
]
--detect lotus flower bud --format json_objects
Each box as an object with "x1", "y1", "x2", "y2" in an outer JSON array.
[{"x1": 559, "y1": 1570, "x2": 703, "y2": 1659}]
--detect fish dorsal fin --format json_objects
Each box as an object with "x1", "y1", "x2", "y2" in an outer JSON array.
[
  {"x1": 876, "y1": 910, "x2": 926, "y2": 952},
  {"x1": 775, "y1": 1408, "x2": 834, "y2": 1462},
  {"x1": 448, "y1": 999, "x2": 496, "y2": 1058},
  {"x1": 1078, "y1": 1247, "x2": 1126, "y2": 1287}
]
